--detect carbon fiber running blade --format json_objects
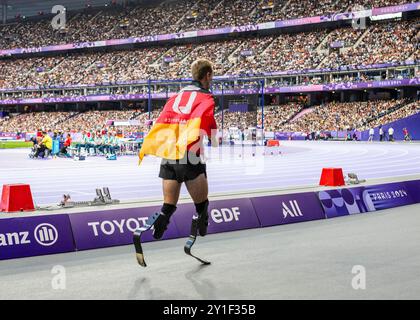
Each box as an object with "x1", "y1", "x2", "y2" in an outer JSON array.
[
  {"x1": 136, "y1": 253, "x2": 147, "y2": 267},
  {"x1": 184, "y1": 235, "x2": 211, "y2": 265},
  {"x1": 133, "y1": 230, "x2": 147, "y2": 267},
  {"x1": 132, "y1": 212, "x2": 160, "y2": 267}
]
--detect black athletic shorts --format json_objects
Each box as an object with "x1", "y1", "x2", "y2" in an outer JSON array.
[{"x1": 159, "y1": 152, "x2": 207, "y2": 183}]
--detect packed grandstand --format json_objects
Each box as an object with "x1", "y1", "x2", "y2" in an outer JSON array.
[{"x1": 0, "y1": 0, "x2": 419, "y2": 143}]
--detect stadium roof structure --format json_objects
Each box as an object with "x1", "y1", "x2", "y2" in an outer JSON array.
[{"x1": 1, "y1": 0, "x2": 153, "y2": 21}]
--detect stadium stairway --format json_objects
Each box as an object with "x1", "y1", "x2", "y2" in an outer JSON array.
[
  {"x1": 289, "y1": 107, "x2": 315, "y2": 122},
  {"x1": 282, "y1": 104, "x2": 307, "y2": 126},
  {"x1": 353, "y1": 26, "x2": 371, "y2": 48},
  {"x1": 279, "y1": 0, "x2": 292, "y2": 15}
]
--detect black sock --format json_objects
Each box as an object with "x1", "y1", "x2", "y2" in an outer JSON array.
[
  {"x1": 161, "y1": 203, "x2": 177, "y2": 218},
  {"x1": 194, "y1": 199, "x2": 209, "y2": 216}
]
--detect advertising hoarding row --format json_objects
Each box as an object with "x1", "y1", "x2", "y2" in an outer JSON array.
[{"x1": 1, "y1": 180, "x2": 419, "y2": 260}]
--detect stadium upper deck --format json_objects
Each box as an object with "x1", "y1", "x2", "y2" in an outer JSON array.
[
  {"x1": 0, "y1": 0, "x2": 417, "y2": 50},
  {"x1": 0, "y1": 18, "x2": 418, "y2": 91},
  {"x1": 0, "y1": 0, "x2": 418, "y2": 106}
]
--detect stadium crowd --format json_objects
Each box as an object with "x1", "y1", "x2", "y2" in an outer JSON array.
[
  {"x1": 365, "y1": 100, "x2": 420, "y2": 128},
  {"x1": 258, "y1": 104, "x2": 303, "y2": 131},
  {"x1": 278, "y1": 99, "x2": 417, "y2": 132},
  {"x1": 0, "y1": 0, "x2": 414, "y2": 50},
  {"x1": 320, "y1": 20, "x2": 419, "y2": 68},
  {"x1": 0, "y1": 1, "x2": 418, "y2": 143},
  {"x1": 0, "y1": 111, "x2": 76, "y2": 133},
  {"x1": 215, "y1": 111, "x2": 259, "y2": 130},
  {"x1": 1, "y1": 18, "x2": 418, "y2": 93},
  {"x1": 2, "y1": 100, "x2": 418, "y2": 137},
  {"x1": 0, "y1": 109, "x2": 142, "y2": 133}
]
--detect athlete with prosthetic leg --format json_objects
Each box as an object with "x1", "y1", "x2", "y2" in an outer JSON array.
[{"x1": 133, "y1": 59, "x2": 218, "y2": 266}]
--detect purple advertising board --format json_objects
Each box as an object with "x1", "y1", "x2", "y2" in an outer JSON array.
[
  {"x1": 1, "y1": 179, "x2": 419, "y2": 260},
  {"x1": 275, "y1": 132, "x2": 306, "y2": 140},
  {"x1": 330, "y1": 41, "x2": 344, "y2": 48},
  {"x1": 0, "y1": 214, "x2": 75, "y2": 260},
  {"x1": 172, "y1": 198, "x2": 261, "y2": 237},
  {"x1": 0, "y1": 132, "x2": 20, "y2": 139},
  {"x1": 372, "y1": 2, "x2": 420, "y2": 15},
  {"x1": 229, "y1": 103, "x2": 249, "y2": 112},
  {"x1": 318, "y1": 182, "x2": 416, "y2": 218},
  {"x1": 250, "y1": 192, "x2": 325, "y2": 227},
  {"x1": 404, "y1": 180, "x2": 420, "y2": 204},
  {"x1": 68, "y1": 206, "x2": 179, "y2": 250}
]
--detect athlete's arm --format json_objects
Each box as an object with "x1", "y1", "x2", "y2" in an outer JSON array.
[
  {"x1": 210, "y1": 129, "x2": 219, "y2": 147},
  {"x1": 208, "y1": 112, "x2": 218, "y2": 148}
]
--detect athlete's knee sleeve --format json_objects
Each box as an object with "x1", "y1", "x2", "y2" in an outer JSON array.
[
  {"x1": 161, "y1": 203, "x2": 177, "y2": 217},
  {"x1": 194, "y1": 199, "x2": 209, "y2": 216}
]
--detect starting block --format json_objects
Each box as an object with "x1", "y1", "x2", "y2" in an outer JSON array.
[
  {"x1": 347, "y1": 173, "x2": 366, "y2": 185},
  {"x1": 59, "y1": 187, "x2": 120, "y2": 208},
  {"x1": 1, "y1": 184, "x2": 35, "y2": 212},
  {"x1": 319, "y1": 168, "x2": 345, "y2": 186}
]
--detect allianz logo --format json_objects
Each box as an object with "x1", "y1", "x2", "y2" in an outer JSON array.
[
  {"x1": 282, "y1": 200, "x2": 303, "y2": 218},
  {"x1": 0, "y1": 223, "x2": 59, "y2": 247}
]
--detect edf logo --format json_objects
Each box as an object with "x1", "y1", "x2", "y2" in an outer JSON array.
[
  {"x1": 211, "y1": 207, "x2": 241, "y2": 224},
  {"x1": 34, "y1": 223, "x2": 59, "y2": 246}
]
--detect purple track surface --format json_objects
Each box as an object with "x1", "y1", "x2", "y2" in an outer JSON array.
[{"x1": 1, "y1": 141, "x2": 419, "y2": 206}]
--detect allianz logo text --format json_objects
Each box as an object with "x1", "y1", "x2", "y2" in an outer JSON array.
[
  {"x1": 282, "y1": 200, "x2": 303, "y2": 218},
  {"x1": 0, "y1": 223, "x2": 59, "y2": 247}
]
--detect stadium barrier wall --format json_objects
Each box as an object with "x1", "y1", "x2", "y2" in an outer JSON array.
[
  {"x1": 250, "y1": 192, "x2": 325, "y2": 227},
  {"x1": 0, "y1": 214, "x2": 75, "y2": 260},
  {"x1": 317, "y1": 181, "x2": 417, "y2": 218},
  {"x1": 360, "y1": 112, "x2": 420, "y2": 141},
  {"x1": 405, "y1": 180, "x2": 420, "y2": 203},
  {"x1": 1, "y1": 180, "x2": 420, "y2": 260},
  {"x1": 172, "y1": 198, "x2": 260, "y2": 238},
  {"x1": 68, "y1": 205, "x2": 177, "y2": 250}
]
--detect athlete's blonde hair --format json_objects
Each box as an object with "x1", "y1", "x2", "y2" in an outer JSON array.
[{"x1": 191, "y1": 59, "x2": 213, "y2": 81}]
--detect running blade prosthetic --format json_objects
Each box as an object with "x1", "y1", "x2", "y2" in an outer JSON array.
[
  {"x1": 184, "y1": 218, "x2": 211, "y2": 265},
  {"x1": 133, "y1": 212, "x2": 160, "y2": 267}
]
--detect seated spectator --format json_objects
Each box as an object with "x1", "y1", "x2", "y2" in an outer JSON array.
[
  {"x1": 59, "y1": 133, "x2": 72, "y2": 157},
  {"x1": 34, "y1": 131, "x2": 52, "y2": 158}
]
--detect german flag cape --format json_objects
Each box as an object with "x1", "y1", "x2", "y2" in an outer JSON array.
[{"x1": 138, "y1": 85, "x2": 216, "y2": 164}]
